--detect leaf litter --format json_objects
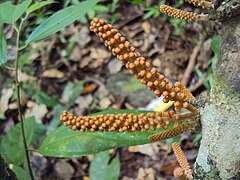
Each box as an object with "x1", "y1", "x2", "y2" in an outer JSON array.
[{"x1": 0, "y1": 0, "x2": 216, "y2": 179}]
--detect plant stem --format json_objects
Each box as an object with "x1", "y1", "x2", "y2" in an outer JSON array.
[{"x1": 15, "y1": 19, "x2": 34, "y2": 180}]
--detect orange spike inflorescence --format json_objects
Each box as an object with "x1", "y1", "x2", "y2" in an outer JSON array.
[
  {"x1": 89, "y1": 18, "x2": 197, "y2": 113},
  {"x1": 185, "y1": 0, "x2": 213, "y2": 9},
  {"x1": 60, "y1": 110, "x2": 189, "y2": 133},
  {"x1": 59, "y1": 18, "x2": 199, "y2": 142},
  {"x1": 148, "y1": 123, "x2": 191, "y2": 141},
  {"x1": 160, "y1": 5, "x2": 209, "y2": 22},
  {"x1": 172, "y1": 142, "x2": 193, "y2": 180}
]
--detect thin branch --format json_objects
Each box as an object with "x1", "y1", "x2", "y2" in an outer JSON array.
[
  {"x1": 182, "y1": 44, "x2": 201, "y2": 86},
  {"x1": 14, "y1": 19, "x2": 34, "y2": 180}
]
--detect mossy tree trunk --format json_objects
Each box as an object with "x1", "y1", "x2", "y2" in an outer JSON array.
[{"x1": 194, "y1": 1, "x2": 240, "y2": 179}]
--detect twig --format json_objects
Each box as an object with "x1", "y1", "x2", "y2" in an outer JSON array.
[
  {"x1": 189, "y1": 80, "x2": 203, "y2": 92},
  {"x1": 14, "y1": 18, "x2": 34, "y2": 180},
  {"x1": 182, "y1": 44, "x2": 201, "y2": 86}
]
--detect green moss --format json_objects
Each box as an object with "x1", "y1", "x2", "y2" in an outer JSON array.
[{"x1": 212, "y1": 73, "x2": 236, "y2": 106}]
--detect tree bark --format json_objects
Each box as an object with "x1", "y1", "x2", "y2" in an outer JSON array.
[{"x1": 194, "y1": 1, "x2": 240, "y2": 179}]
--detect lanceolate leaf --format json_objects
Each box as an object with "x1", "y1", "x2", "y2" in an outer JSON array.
[
  {"x1": 38, "y1": 126, "x2": 167, "y2": 157},
  {"x1": 89, "y1": 151, "x2": 120, "y2": 180},
  {"x1": 0, "y1": 0, "x2": 31, "y2": 24},
  {"x1": 26, "y1": 1, "x2": 57, "y2": 14},
  {"x1": 195, "y1": 67, "x2": 210, "y2": 91},
  {"x1": 0, "y1": 116, "x2": 35, "y2": 165},
  {"x1": 12, "y1": 165, "x2": 31, "y2": 180},
  {"x1": 0, "y1": 23, "x2": 7, "y2": 66},
  {"x1": 38, "y1": 109, "x2": 186, "y2": 157},
  {"x1": 26, "y1": 0, "x2": 99, "y2": 44}
]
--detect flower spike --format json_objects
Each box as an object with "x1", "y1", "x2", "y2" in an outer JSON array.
[
  {"x1": 59, "y1": 18, "x2": 199, "y2": 143},
  {"x1": 89, "y1": 18, "x2": 197, "y2": 113},
  {"x1": 148, "y1": 123, "x2": 192, "y2": 141},
  {"x1": 60, "y1": 110, "x2": 195, "y2": 133},
  {"x1": 160, "y1": 5, "x2": 209, "y2": 22},
  {"x1": 172, "y1": 142, "x2": 193, "y2": 180}
]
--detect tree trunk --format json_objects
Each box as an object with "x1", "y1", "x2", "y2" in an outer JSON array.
[{"x1": 194, "y1": 1, "x2": 240, "y2": 179}]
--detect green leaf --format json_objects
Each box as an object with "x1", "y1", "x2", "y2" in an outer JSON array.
[
  {"x1": 12, "y1": 165, "x2": 31, "y2": 180},
  {"x1": 38, "y1": 110, "x2": 187, "y2": 157},
  {"x1": 195, "y1": 67, "x2": 210, "y2": 91},
  {"x1": 191, "y1": 132, "x2": 202, "y2": 146},
  {"x1": 0, "y1": 0, "x2": 31, "y2": 24},
  {"x1": 210, "y1": 35, "x2": 220, "y2": 70},
  {"x1": 90, "y1": 151, "x2": 120, "y2": 180},
  {"x1": 61, "y1": 81, "x2": 84, "y2": 108},
  {"x1": 32, "y1": 122, "x2": 46, "y2": 144},
  {"x1": 123, "y1": 77, "x2": 146, "y2": 92},
  {"x1": 143, "y1": 10, "x2": 155, "y2": 20},
  {"x1": 91, "y1": 5, "x2": 108, "y2": 12},
  {"x1": 47, "y1": 104, "x2": 65, "y2": 133},
  {"x1": 26, "y1": 0, "x2": 99, "y2": 44},
  {"x1": 0, "y1": 23, "x2": 7, "y2": 65},
  {"x1": 26, "y1": 1, "x2": 57, "y2": 14},
  {"x1": 211, "y1": 35, "x2": 220, "y2": 54},
  {"x1": 0, "y1": 116, "x2": 35, "y2": 165},
  {"x1": 126, "y1": 0, "x2": 147, "y2": 6},
  {"x1": 33, "y1": 90, "x2": 58, "y2": 108}
]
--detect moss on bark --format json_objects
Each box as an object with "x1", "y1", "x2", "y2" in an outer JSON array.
[{"x1": 194, "y1": 1, "x2": 240, "y2": 179}]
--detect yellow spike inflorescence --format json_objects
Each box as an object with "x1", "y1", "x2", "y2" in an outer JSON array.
[
  {"x1": 172, "y1": 142, "x2": 193, "y2": 180},
  {"x1": 185, "y1": 0, "x2": 213, "y2": 9},
  {"x1": 160, "y1": 5, "x2": 208, "y2": 22},
  {"x1": 148, "y1": 123, "x2": 191, "y2": 141},
  {"x1": 89, "y1": 18, "x2": 196, "y2": 113},
  {"x1": 60, "y1": 110, "x2": 187, "y2": 133}
]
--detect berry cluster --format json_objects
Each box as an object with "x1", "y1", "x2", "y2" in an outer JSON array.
[
  {"x1": 89, "y1": 18, "x2": 196, "y2": 113},
  {"x1": 60, "y1": 110, "x2": 190, "y2": 133},
  {"x1": 160, "y1": 5, "x2": 201, "y2": 22},
  {"x1": 172, "y1": 142, "x2": 193, "y2": 180},
  {"x1": 185, "y1": 0, "x2": 213, "y2": 9}
]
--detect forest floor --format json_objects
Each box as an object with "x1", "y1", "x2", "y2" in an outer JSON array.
[{"x1": 0, "y1": 1, "x2": 218, "y2": 179}]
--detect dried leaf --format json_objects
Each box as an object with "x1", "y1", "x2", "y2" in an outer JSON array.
[
  {"x1": 25, "y1": 101, "x2": 48, "y2": 123},
  {"x1": 0, "y1": 88, "x2": 13, "y2": 119},
  {"x1": 160, "y1": 160, "x2": 178, "y2": 175},
  {"x1": 137, "y1": 143, "x2": 159, "y2": 160},
  {"x1": 107, "y1": 58, "x2": 122, "y2": 74},
  {"x1": 99, "y1": 97, "x2": 111, "y2": 109},
  {"x1": 71, "y1": 46, "x2": 82, "y2": 61},
  {"x1": 89, "y1": 48, "x2": 110, "y2": 68},
  {"x1": 82, "y1": 84, "x2": 98, "y2": 94},
  {"x1": 141, "y1": 21, "x2": 151, "y2": 34},
  {"x1": 55, "y1": 160, "x2": 74, "y2": 180},
  {"x1": 75, "y1": 95, "x2": 93, "y2": 111},
  {"x1": 137, "y1": 168, "x2": 155, "y2": 180},
  {"x1": 77, "y1": 26, "x2": 91, "y2": 47},
  {"x1": 128, "y1": 146, "x2": 138, "y2": 153},
  {"x1": 42, "y1": 69, "x2": 64, "y2": 78}
]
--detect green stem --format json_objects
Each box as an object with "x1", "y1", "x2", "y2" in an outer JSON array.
[{"x1": 14, "y1": 18, "x2": 34, "y2": 180}]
